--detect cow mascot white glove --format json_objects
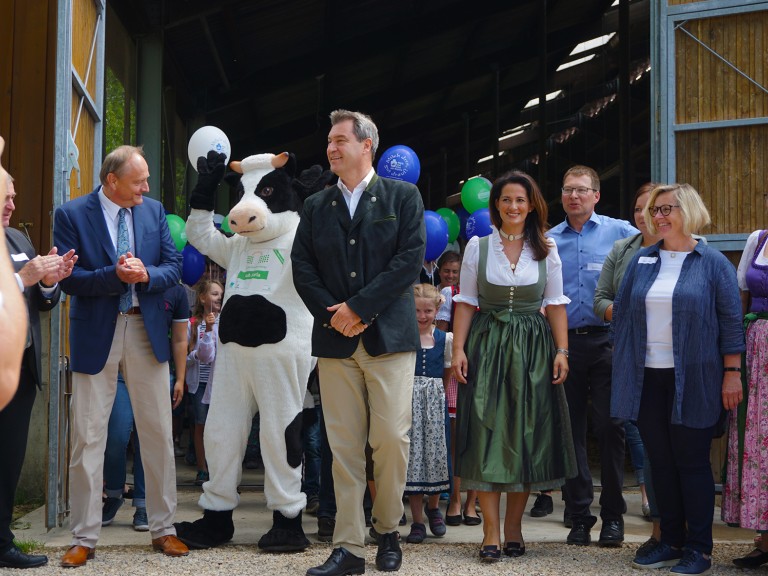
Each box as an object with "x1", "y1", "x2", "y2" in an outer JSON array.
[{"x1": 174, "y1": 150, "x2": 333, "y2": 552}]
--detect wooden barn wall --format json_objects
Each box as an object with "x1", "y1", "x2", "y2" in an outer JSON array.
[
  {"x1": 674, "y1": 11, "x2": 768, "y2": 236},
  {"x1": 675, "y1": 126, "x2": 768, "y2": 236},
  {"x1": 0, "y1": 0, "x2": 58, "y2": 252}
]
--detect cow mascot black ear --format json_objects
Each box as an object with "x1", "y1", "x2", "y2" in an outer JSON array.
[{"x1": 291, "y1": 165, "x2": 336, "y2": 205}]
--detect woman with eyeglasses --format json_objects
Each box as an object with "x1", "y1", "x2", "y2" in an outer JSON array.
[{"x1": 610, "y1": 183, "x2": 744, "y2": 576}]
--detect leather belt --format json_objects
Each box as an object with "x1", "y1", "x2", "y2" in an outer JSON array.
[
  {"x1": 120, "y1": 306, "x2": 142, "y2": 316},
  {"x1": 568, "y1": 325, "x2": 608, "y2": 335}
]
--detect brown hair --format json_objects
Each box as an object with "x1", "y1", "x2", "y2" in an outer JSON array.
[
  {"x1": 192, "y1": 278, "x2": 224, "y2": 321},
  {"x1": 633, "y1": 182, "x2": 658, "y2": 208},
  {"x1": 100, "y1": 145, "x2": 145, "y2": 185},
  {"x1": 437, "y1": 250, "x2": 461, "y2": 270},
  {"x1": 488, "y1": 170, "x2": 550, "y2": 261}
]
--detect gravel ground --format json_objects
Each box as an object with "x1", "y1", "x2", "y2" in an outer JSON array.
[{"x1": 18, "y1": 541, "x2": 758, "y2": 575}]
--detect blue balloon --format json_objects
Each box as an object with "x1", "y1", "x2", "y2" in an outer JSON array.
[
  {"x1": 376, "y1": 145, "x2": 421, "y2": 184},
  {"x1": 456, "y1": 206, "x2": 470, "y2": 239},
  {"x1": 465, "y1": 208, "x2": 492, "y2": 239},
  {"x1": 181, "y1": 244, "x2": 206, "y2": 286},
  {"x1": 424, "y1": 210, "x2": 449, "y2": 261}
]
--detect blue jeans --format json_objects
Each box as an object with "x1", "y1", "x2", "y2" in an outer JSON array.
[
  {"x1": 302, "y1": 405, "x2": 321, "y2": 498},
  {"x1": 104, "y1": 375, "x2": 146, "y2": 508}
]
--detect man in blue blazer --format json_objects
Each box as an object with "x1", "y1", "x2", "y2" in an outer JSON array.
[
  {"x1": 293, "y1": 110, "x2": 425, "y2": 576},
  {"x1": 53, "y1": 146, "x2": 187, "y2": 567}
]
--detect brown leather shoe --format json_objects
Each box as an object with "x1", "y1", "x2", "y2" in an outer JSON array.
[
  {"x1": 60, "y1": 545, "x2": 95, "y2": 568},
  {"x1": 152, "y1": 535, "x2": 190, "y2": 557}
]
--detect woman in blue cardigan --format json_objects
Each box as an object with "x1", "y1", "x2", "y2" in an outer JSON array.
[{"x1": 611, "y1": 183, "x2": 744, "y2": 576}]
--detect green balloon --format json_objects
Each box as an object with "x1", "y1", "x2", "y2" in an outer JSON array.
[
  {"x1": 166, "y1": 214, "x2": 187, "y2": 251},
  {"x1": 221, "y1": 214, "x2": 232, "y2": 234},
  {"x1": 436, "y1": 207, "x2": 460, "y2": 243},
  {"x1": 460, "y1": 177, "x2": 491, "y2": 213}
]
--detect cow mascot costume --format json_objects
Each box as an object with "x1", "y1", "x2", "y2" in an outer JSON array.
[{"x1": 175, "y1": 150, "x2": 332, "y2": 552}]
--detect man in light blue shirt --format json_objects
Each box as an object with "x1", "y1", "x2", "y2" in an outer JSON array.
[{"x1": 547, "y1": 165, "x2": 638, "y2": 547}]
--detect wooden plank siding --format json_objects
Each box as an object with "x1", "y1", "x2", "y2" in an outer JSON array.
[
  {"x1": 0, "y1": 1, "x2": 57, "y2": 252},
  {"x1": 675, "y1": 14, "x2": 768, "y2": 124},
  {"x1": 675, "y1": 126, "x2": 768, "y2": 235}
]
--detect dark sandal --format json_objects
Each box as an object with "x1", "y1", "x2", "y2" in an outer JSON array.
[
  {"x1": 504, "y1": 541, "x2": 526, "y2": 557},
  {"x1": 479, "y1": 544, "x2": 501, "y2": 562}
]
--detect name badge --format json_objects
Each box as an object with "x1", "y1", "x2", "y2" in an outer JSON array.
[
  {"x1": 586, "y1": 262, "x2": 602, "y2": 271},
  {"x1": 638, "y1": 256, "x2": 658, "y2": 264},
  {"x1": 11, "y1": 253, "x2": 29, "y2": 262}
]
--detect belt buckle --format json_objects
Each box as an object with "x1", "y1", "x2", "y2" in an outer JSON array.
[{"x1": 575, "y1": 327, "x2": 589, "y2": 335}]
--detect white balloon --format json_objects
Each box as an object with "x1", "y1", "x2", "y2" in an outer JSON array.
[{"x1": 188, "y1": 126, "x2": 231, "y2": 171}]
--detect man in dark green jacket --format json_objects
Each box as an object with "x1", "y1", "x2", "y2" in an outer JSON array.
[{"x1": 293, "y1": 109, "x2": 425, "y2": 576}]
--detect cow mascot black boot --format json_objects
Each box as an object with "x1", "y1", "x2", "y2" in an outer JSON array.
[{"x1": 174, "y1": 150, "x2": 332, "y2": 552}]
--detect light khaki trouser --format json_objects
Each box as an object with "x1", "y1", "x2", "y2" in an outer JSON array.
[
  {"x1": 318, "y1": 342, "x2": 415, "y2": 557},
  {"x1": 69, "y1": 314, "x2": 177, "y2": 547}
]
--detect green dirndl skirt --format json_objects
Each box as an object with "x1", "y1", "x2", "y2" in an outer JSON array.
[{"x1": 455, "y1": 308, "x2": 577, "y2": 492}]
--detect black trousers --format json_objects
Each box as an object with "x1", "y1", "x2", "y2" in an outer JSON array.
[
  {"x1": 0, "y1": 359, "x2": 37, "y2": 552},
  {"x1": 562, "y1": 332, "x2": 626, "y2": 521},
  {"x1": 637, "y1": 368, "x2": 715, "y2": 554}
]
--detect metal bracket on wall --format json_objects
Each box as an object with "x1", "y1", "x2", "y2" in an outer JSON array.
[{"x1": 66, "y1": 132, "x2": 81, "y2": 190}]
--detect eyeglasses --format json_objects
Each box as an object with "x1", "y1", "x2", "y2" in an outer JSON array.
[
  {"x1": 649, "y1": 204, "x2": 680, "y2": 216},
  {"x1": 561, "y1": 186, "x2": 596, "y2": 197}
]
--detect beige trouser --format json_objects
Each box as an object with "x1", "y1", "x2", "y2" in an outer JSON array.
[
  {"x1": 318, "y1": 342, "x2": 415, "y2": 557},
  {"x1": 69, "y1": 314, "x2": 177, "y2": 547}
]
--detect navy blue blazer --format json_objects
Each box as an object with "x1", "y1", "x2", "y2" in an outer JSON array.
[
  {"x1": 5, "y1": 227, "x2": 61, "y2": 389},
  {"x1": 292, "y1": 174, "x2": 425, "y2": 358},
  {"x1": 53, "y1": 188, "x2": 182, "y2": 374}
]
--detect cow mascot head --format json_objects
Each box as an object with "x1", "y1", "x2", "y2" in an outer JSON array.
[{"x1": 176, "y1": 150, "x2": 333, "y2": 553}]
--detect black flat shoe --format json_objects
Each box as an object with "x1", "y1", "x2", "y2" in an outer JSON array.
[
  {"x1": 463, "y1": 514, "x2": 482, "y2": 526},
  {"x1": 503, "y1": 541, "x2": 526, "y2": 557},
  {"x1": 445, "y1": 513, "x2": 463, "y2": 526},
  {"x1": 733, "y1": 549, "x2": 768, "y2": 569},
  {"x1": 479, "y1": 545, "x2": 501, "y2": 563}
]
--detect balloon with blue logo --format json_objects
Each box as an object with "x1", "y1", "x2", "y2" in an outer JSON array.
[
  {"x1": 181, "y1": 244, "x2": 206, "y2": 286},
  {"x1": 456, "y1": 206, "x2": 470, "y2": 240},
  {"x1": 376, "y1": 145, "x2": 421, "y2": 184},
  {"x1": 188, "y1": 126, "x2": 231, "y2": 170},
  {"x1": 465, "y1": 207, "x2": 492, "y2": 239},
  {"x1": 424, "y1": 210, "x2": 449, "y2": 261}
]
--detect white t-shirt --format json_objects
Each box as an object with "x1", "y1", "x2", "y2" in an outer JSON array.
[{"x1": 645, "y1": 250, "x2": 689, "y2": 368}]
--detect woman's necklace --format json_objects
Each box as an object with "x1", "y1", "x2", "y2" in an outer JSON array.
[{"x1": 498, "y1": 229, "x2": 525, "y2": 242}]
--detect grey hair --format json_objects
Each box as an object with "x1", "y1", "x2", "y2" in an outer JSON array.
[
  {"x1": 100, "y1": 145, "x2": 145, "y2": 185},
  {"x1": 329, "y1": 109, "x2": 379, "y2": 159}
]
